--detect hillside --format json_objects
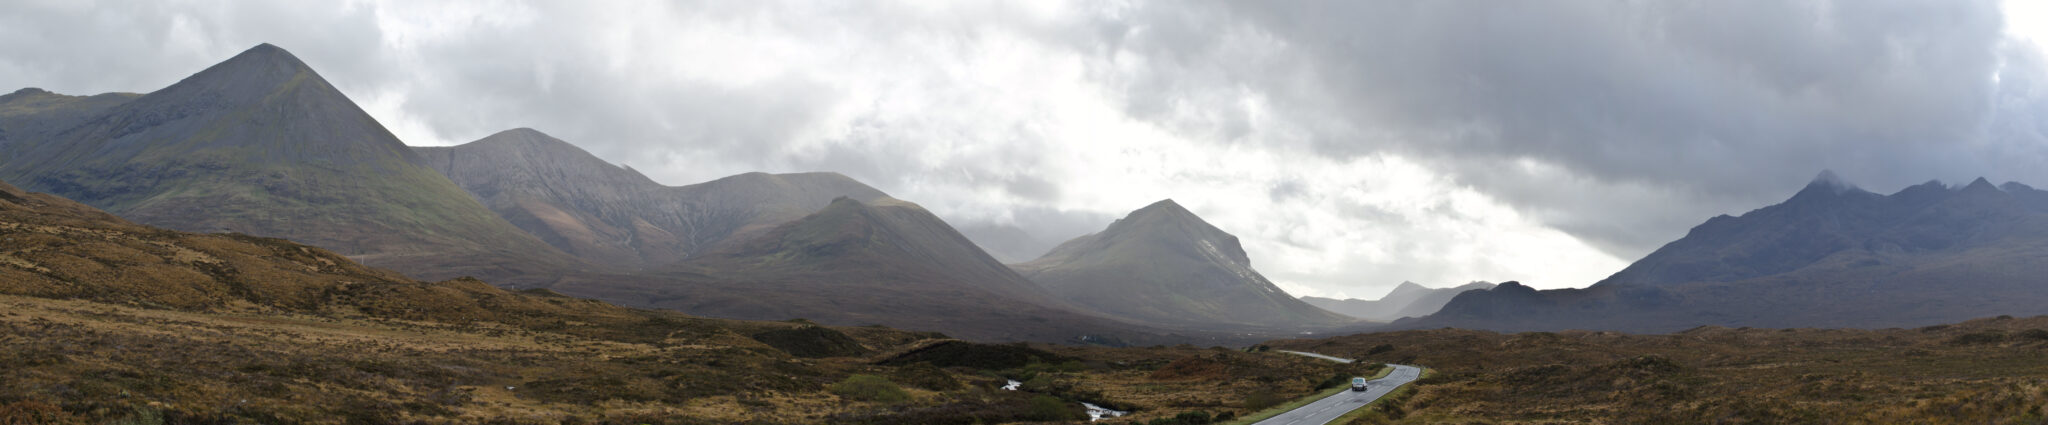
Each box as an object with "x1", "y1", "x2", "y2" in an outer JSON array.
[
  {"x1": 0, "y1": 44, "x2": 581, "y2": 283},
  {"x1": 0, "y1": 176, "x2": 1264, "y2": 424},
  {"x1": 1301, "y1": 281, "x2": 1496, "y2": 322},
  {"x1": 1015, "y1": 200, "x2": 1354, "y2": 331},
  {"x1": 1264, "y1": 316, "x2": 2048, "y2": 423},
  {"x1": 548, "y1": 197, "x2": 1168, "y2": 344},
  {"x1": 1412, "y1": 172, "x2": 2048, "y2": 332},
  {"x1": 415, "y1": 128, "x2": 890, "y2": 269}
]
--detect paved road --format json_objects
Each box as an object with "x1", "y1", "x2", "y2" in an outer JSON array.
[
  {"x1": 1276, "y1": 350, "x2": 1354, "y2": 363},
  {"x1": 1255, "y1": 354, "x2": 1421, "y2": 425}
]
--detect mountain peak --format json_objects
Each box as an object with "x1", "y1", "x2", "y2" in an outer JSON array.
[
  {"x1": 1129, "y1": 199, "x2": 1195, "y2": 219},
  {"x1": 1803, "y1": 170, "x2": 1860, "y2": 192},
  {"x1": 471, "y1": 127, "x2": 580, "y2": 152},
  {"x1": 1961, "y1": 177, "x2": 1999, "y2": 192},
  {"x1": 1789, "y1": 170, "x2": 1869, "y2": 202},
  {"x1": 214, "y1": 43, "x2": 313, "y2": 77}
]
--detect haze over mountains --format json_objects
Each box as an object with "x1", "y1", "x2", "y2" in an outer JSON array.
[
  {"x1": 1410, "y1": 171, "x2": 2048, "y2": 332},
  {"x1": 1301, "y1": 281, "x2": 1497, "y2": 322},
  {"x1": 1015, "y1": 200, "x2": 1355, "y2": 330}
]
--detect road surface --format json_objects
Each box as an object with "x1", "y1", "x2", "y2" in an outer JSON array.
[
  {"x1": 1254, "y1": 353, "x2": 1421, "y2": 425},
  {"x1": 1276, "y1": 350, "x2": 1354, "y2": 363}
]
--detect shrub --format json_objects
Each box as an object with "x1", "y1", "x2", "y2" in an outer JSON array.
[
  {"x1": 1025, "y1": 395, "x2": 1079, "y2": 421},
  {"x1": 1146, "y1": 411, "x2": 1214, "y2": 425},
  {"x1": 1948, "y1": 331, "x2": 2007, "y2": 346},
  {"x1": 1243, "y1": 391, "x2": 1283, "y2": 410},
  {"x1": 831, "y1": 374, "x2": 910, "y2": 404}
]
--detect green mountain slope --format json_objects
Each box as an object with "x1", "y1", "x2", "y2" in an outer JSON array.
[
  {"x1": 1015, "y1": 200, "x2": 1355, "y2": 330},
  {"x1": 0, "y1": 44, "x2": 581, "y2": 282}
]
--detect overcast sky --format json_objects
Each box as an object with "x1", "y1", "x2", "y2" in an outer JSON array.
[{"x1": 7, "y1": 0, "x2": 2048, "y2": 299}]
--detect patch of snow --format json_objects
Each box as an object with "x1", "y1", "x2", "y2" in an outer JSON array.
[{"x1": 1001, "y1": 380, "x2": 1021, "y2": 391}]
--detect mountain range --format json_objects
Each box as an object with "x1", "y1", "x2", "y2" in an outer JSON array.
[
  {"x1": 1015, "y1": 200, "x2": 1355, "y2": 331},
  {"x1": 0, "y1": 44, "x2": 582, "y2": 283},
  {"x1": 1300, "y1": 281, "x2": 1496, "y2": 322},
  {"x1": 414, "y1": 128, "x2": 889, "y2": 270},
  {"x1": 1408, "y1": 171, "x2": 2048, "y2": 332}
]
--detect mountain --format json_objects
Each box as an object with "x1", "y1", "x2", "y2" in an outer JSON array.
[
  {"x1": 0, "y1": 44, "x2": 580, "y2": 282},
  {"x1": 1014, "y1": 200, "x2": 1354, "y2": 330},
  {"x1": 0, "y1": 176, "x2": 1080, "y2": 424},
  {"x1": 1409, "y1": 171, "x2": 2048, "y2": 332},
  {"x1": 1300, "y1": 281, "x2": 1496, "y2": 322},
  {"x1": 547, "y1": 197, "x2": 1164, "y2": 343},
  {"x1": 414, "y1": 128, "x2": 889, "y2": 268},
  {"x1": 0, "y1": 88, "x2": 141, "y2": 155}
]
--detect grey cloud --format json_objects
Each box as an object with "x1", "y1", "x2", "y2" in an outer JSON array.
[{"x1": 1092, "y1": 0, "x2": 2036, "y2": 258}]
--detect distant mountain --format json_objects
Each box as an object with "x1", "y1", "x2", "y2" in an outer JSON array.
[
  {"x1": 0, "y1": 88, "x2": 141, "y2": 155},
  {"x1": 415, "y1": 128, "x2": 890, "y2": 268},
  {"x1": 548, "y1": 197, "x2": 1161, "y2": 344},
  {"x1": 1301, "y1": 281, "x2": 1496, "y2": 322},
  {"x1": 1014, "y1": 200, "x2": 1354, "y2": 330},
  {"x1": 0, "y1": 44, "x2": 580, "y2": 282},
  {"x1": 1410, "y1": 171, "x2": 2048, "y2": 332}
]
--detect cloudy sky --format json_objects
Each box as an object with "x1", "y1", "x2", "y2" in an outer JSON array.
[{"x1": 6, "y1": 0, "x2": 2048, "y2": 299}]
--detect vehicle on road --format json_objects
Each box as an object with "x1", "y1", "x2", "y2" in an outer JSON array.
[{"x1": 1350, "y1": 377, "x2": 1369, "y2": 392}]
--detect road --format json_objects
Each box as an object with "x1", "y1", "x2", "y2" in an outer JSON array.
[
  {"x1": 1254, "y1": 353, "x2": 1422, "y2": 425},
  {"x1": 1275, "y1": 350, "x2": 1354, "y2": 363}
]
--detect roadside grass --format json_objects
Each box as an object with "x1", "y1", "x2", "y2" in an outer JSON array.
[
  {"x1": 1327, "y1": 368, "x2": 1432, "y2": 425},
  {"x1": 1218, "y1": 364, "x2": 1395, "y2": 425}
]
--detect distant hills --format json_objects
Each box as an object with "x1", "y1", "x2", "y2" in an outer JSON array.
[
  {"x1": 1301, "y1": 281, "x2": 1496, "y2": 322},
  {"x1": 1409, "y1": 171, "x2": 2048, "y2": 332},
  {"x1": 415, "y1": 128, "x2": 888, "y2": 269},
  {"x1": 1015, "y1": 200, "x2": 1354, "y2": 330},
  {"x1": 0, "y1": 44, "x2": 581, "y2": 283}
]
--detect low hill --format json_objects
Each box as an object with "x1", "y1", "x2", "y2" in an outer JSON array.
[
  {"x1": 1301, "y1": 281, "x2": 1496, "y2": 322},
  {"x1": 1015, "y1": 200, "x2": 1354, "y2": 330}
]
